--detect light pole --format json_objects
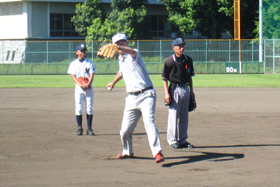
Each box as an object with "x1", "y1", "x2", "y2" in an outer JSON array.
[{"x1": 259, "y1": 0, "x2": 263, "y2": 62}]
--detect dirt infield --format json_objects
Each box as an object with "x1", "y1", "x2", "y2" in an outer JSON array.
[{"x1": 0, "y1": 87, "x2": 279, "y2": 187}]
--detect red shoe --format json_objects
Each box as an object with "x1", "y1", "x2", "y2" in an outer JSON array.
[
  {"x1": 116, "y1": 153, "x2": 133, "y2": 159},
  {"x1": 155, "y1": 152, "x2": 165, "y2": 163}
]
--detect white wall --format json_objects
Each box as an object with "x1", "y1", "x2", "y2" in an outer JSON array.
[
  {"x1": 0, "y1": 1, "x2": 167, "y2": 40},
  {"x1": 0, "y1": 2, "x2": 30, "y2": 39},
  {"x1": 0, "y1": 15, "x2": 27, "y2": 39},
  {"x1": 0, "y1": 1, "x2": 78, "y2": 39}
]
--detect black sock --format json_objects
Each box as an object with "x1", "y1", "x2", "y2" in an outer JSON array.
[
  {"x1": 76, "y1": 115, "x2": 82, "y2": 128},
  {"x1": 87, "y1": 114, "x2": 93, "y2": 129}
]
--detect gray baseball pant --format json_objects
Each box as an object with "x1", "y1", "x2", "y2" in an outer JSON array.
[{"x1": 167, "y1": 86, "x2": 190, "y2": 145}]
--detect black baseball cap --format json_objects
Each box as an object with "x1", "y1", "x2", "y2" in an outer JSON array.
[
  {"x1": 172, "y1": 37, "x2": 185, "y2": 46},
  {"x1": 76, "y1": 44, "x2": 87, "y2": 51}
]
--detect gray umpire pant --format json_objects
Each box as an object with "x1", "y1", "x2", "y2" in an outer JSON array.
[{"x1": 167, "y1": 85, "x2": 190, "y2": 145}]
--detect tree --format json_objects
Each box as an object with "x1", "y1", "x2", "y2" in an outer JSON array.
[
  {"x1": 160, "y1": 0, "x2": 258, "y2": 39},
  {"x1": 72, "y1": 0, "x2": 104, "y2": 36},
  {"x1": 254, "y1": 0, "x2": 280, "y2": 39},
  {"x1": 239, "y1": 0, "x2": 259, "y2": 39},
  {"x1": 192, "y1": 0, "x2": 234, "y2": 39},
  {"x1": 109, "y1": 0, "x2": 150, "y2": 39},
  {"x1": 159, "y1": 0, "x2": 232, "y2": 38},
  {"x1": 73, "y1": 0, "x2": 150, "y2": 41}
]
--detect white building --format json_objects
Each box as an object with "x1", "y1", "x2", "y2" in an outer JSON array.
[
  {"x1": 0, "y1": 0, "x2": 173, "y2": 63},
  {"x1": 0, "y1": 0, "x2": 213, "y2": 64},
  {"x1": 0, "y1": 0, "x2": 172, "y2": 40}
]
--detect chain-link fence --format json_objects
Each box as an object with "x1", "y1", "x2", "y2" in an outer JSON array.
[
  {"x1": 1, "y1": 39, "x2": 279, "y2": 74},
  {"x1": 264, "y1": 39, "x2": 280, "y2": 74}
]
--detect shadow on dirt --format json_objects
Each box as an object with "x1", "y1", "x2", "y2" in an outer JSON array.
[
  {"x1": 106, "y1": 151, "x2": 245, "y2": 168},
  {"x1": 161, "y1": 151, "x2": 244, "y2": 167},
  {"x1": 194, "y1": 144, "x2": 280, "y2": 148}
]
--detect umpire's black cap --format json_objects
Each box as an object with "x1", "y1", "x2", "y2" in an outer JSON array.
[
  {"x1": 76, "y1": 44, "x2": 87, "y2": 51},
  {"x1": 172, "y1": 37, "x2": 185, "y2": 46}
]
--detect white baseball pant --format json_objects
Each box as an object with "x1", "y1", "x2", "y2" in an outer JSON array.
[
  {"x1": 120, "y1": 89, "x2": 162, "y2": 157},
  {"x1": 75, "y1": 89, "x2": 94, "y2": 115}
]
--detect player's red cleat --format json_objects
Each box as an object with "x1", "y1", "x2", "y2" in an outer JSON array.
[
  {"x1": 116, "y1": 153, "x2": 133, "y2": 159},
  {"x1": 155, "y1": 152, "x2": 165, "y2": 163}
]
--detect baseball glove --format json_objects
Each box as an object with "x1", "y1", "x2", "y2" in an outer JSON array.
[
  {"x1": 77, "y1": 77, "x2": 91, "y2": 88},
  {"x1": 189, "y1": 95, "x2": 197, "y2": 112},
  {"x1": 97, "y1": 43, "x2": 119, "y2": 59}
]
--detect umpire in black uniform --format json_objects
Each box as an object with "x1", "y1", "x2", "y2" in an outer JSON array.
[{"x1": 161, "y1": 37, "x2": 195, "y2": 149}]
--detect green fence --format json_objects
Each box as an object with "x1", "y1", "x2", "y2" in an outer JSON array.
[
  {"x1": 264, "y1": 39, "x2": 280, "y2": 74},
  {"x1": 0, "y1": 39, "x2": 277, "y2": 74},
  {"x1": 0, "y1": 61, "x2": 264, "y2": 75}
]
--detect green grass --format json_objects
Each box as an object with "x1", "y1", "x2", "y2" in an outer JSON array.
[{"x1": 0, "y1": 74, "x2": 280, "y2": 88}]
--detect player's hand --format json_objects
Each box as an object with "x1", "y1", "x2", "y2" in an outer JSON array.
[
  {"x1": 80, "y1": 84, "x2": 88, "y2": 90},
  {"x1": 164, "y1": 93, "x2": 171, "y2": 105},
  {"x1": 106, "y1": 82, "x2": 114, "y2": 91},
  {"x1": 83, "y1": 82, "x2": 91, "y2": 89}
]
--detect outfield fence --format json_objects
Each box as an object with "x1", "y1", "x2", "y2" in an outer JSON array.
[{"x1": 0, "y1": 39, "x2": 279, "y2": 74}]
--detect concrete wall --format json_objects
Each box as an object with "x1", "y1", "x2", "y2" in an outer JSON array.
[
  {"x1": 1, "y1": 1, "x2": 168, "y2": 40},
  {"x1": 0, "y1": 1, "x2": 79, "y2": 39},
  {"x1": 31, "y1": 2, "x2": 78, "y2": 38},
  {"x1": 32, "y1": 2, "x2": 48, "y2": 38},
  {"x1": 0, "y1": 2, "x2": 30, "y2": 39},
  {"x1": 0, "y1": 40, "x2": 26, "y2": 64},
  {"x1": 50, "y1": 2, "x2": 77, "y2": 13}
]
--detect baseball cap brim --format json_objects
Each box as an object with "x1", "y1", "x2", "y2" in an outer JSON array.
[
  {"x1": 173, "y1": 42, "x2": 185, "y2": 46},
  {"x1": 112, "y1": 33, "x2": 127, "y2": 44}
]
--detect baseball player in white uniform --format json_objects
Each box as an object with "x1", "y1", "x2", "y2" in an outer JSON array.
[
  {"x1": 106, "y1": 33, "x2": 164, "y2": 163},
  {"x1": 67, "y1": 44, "x2": 96, "y2": 136}
]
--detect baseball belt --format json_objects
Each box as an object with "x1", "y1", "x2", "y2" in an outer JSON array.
[{"x1": 128, "y1": 86, "x2": 153, "y2": 95}]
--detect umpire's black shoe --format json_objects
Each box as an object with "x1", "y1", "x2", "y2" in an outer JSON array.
[
  {"x1": 76, "y1": 128, "x2": 83, "y2": 136},
  {"x1": 86, "y1": 129, "x2": 94, "y2": 136},
  {"x1": 179, "y1": 142, "x2": 194, "y2": 148}
]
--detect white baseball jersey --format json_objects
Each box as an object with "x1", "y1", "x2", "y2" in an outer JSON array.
[
  {"x1": 67, "y1": 58, "x2": 96, "y2": 93},
  {"x1": 67, "y1": 58, "x2": 96, "y2": 115},
  {"x1": 118, "y1": 49, "x2": 153, "y2": 93}
]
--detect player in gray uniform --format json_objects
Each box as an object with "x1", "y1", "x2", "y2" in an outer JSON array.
[
  {"x1": 106, "y1": 33, "x2": 164, "y2": 163},
  {"x1": 161, "y1": 37, "x2": 195, "y2": 149},
  {"x1": 67, "y1": 44, "x2": 96, "y2": 136}
]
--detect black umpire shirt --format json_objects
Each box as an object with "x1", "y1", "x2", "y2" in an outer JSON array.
[{"x1": 162, "y1": 54, "x2": 195, "y2": 84}]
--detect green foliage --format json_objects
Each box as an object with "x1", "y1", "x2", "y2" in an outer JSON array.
[
  {"x1": 110, "y1": 0, "x2": 150, "y2": 39},
  {"x1": 72, "y1": 0, "x2": 104, "y2": 36},
  {"x1": 86, "y1": 18, "x2": 119, "y2": 41},
  {"x1": 258, "y1": 0, "x2": 280, "y2": 39},
  {"x1": 160, "y1": 0, "x2": 258, "y2": 39},
  {"x1": 160, "y1": 0, "x2": 234, "y2": 38},
  {"x1": 83, "y1": 0, "x2": 150, "y2": 41}
]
